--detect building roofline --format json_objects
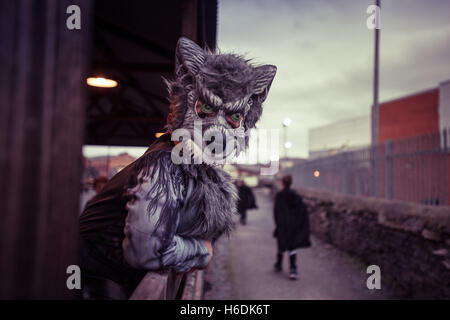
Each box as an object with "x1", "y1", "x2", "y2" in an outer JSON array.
[
  {"x1": 308, "y1": 79, "x2": 449, "y2": 133},
  {"x1": 379, "y1": 86, "x2": 438, "y2": 106},
  {"x1": 309, "y1": 114, "x2": 370, "y2": 132}
]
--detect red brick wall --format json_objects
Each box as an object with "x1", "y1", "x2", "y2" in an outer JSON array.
[{"x1": 378, "y1": 89, "x2": 439, "y2": 144}]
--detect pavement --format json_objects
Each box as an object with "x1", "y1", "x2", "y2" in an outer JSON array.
[{"x1": 205, "y1": 188, "x2": 392, "y2": 300}]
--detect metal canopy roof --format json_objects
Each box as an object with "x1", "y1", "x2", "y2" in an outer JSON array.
[{"x1": 85, "y1": 0, "x2": 217, "y2": 146}]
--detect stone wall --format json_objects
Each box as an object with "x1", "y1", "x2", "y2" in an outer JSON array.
[{"x1": 296, "y1": 187, "x2": 450, "y2": 299}]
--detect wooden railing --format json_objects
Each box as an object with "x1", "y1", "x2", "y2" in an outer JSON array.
[{"x1": 129, "y1": 269, "x2": 205, "y2": 300}]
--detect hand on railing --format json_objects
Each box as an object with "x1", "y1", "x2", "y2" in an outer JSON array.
[
  {"x1": 202, "y1": 239, "x2": 213, "y2": 266},
  {"x1": 129, "y1": 240, "x2": 212, "y2": 300}
]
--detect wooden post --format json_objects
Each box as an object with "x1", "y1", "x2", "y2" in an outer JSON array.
[
  {"x1": 181, "y1": 0, "x2": 198, "y2": 42},
  {"x1": 0, "y1": 0, "x2": 92, "y2": 299}
]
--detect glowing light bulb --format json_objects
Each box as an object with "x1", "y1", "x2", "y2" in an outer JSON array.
[
  {"x1": 86, "y1": 77, "x2": 118, "y2": 88},
  {"x1": 283, "y1": 118, "x2": 292, "y2": 127}
]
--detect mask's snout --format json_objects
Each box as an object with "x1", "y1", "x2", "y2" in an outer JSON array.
[
  {"x1": 204, "y1": 128, "x2": 238, "y2": 160},
  {"x1": 205, "y1": 131, "x2": 228, "y2": 156}
]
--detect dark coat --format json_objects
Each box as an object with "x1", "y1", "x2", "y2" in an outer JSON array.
[
  {"x1": 237, "y1": 184, "x2": 257, "y2": 213},
  {"x1": 273, "y1": 187, "x2": 311, "y2": 251}
]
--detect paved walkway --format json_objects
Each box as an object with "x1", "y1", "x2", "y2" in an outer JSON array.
[{"x1": 205, "y1": 188, "x2": 392, "y2": 300}]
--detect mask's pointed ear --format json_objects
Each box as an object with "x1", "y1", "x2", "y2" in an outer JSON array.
[
  {"x1": 244, "y1": 65, "x2": 277, "y2": 130},
  {"x1": 252, "y1": 65, "x2": 277, "y2": 103},
  {"x1": 175, "y1": 37, "x2": 206, "y2": 78}
]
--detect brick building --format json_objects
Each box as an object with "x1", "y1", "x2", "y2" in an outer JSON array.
[
  {"x1": 373, "y1": 80, "x2": 450, "y2": 204},
  {"x1": 377, "y1": 79, "x2": 450, "y2": 144},
  {"x1": 302, "y1": 79, "x2": 450, "y2": 206},
  {"x1": 378, "y1": 88, "x2": 439, "y2": 144}
]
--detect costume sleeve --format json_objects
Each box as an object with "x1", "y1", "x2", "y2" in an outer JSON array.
[{"x1": 122, "y1": 167, "x2": 210, "y2": 273}]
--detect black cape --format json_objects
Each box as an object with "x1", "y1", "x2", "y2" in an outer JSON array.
[
  {"x1": 273, "y1": 187, "x2": 311, "y2": 251},
  {"x1": 237, "y1": 185, "x2": 257, "y2": 213}
]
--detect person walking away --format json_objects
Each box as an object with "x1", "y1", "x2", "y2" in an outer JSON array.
[
  {"x1": 237, "y1": 180, "x2": 257, "y2": 225},
  {"x1": 273, "y1": 175, "x2": 310, "y2": 280}
]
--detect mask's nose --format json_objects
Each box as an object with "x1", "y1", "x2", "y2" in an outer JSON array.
[{"x1": 217, "y1": 115, "x2": 228, "y2": 126}]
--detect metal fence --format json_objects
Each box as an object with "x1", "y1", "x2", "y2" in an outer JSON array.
[{"x1": 284, "y1": 129, "x2": 450, "y2": 206}]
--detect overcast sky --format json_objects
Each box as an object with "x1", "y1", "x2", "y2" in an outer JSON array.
[
  {"x1": 84, "y1": 0, "x2": 450, "y2": 160},
  {"x1": 219, "y1": 0, "x2": 450, "y2": 158}
]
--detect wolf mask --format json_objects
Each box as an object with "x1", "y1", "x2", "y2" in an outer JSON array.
[{"x1": 165, "y1": 37, "x2": 277, "y2": 164}]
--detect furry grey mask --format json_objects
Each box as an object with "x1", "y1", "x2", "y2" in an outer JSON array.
[{"x1": 165, "y1": 37, "x2": 277, "y2": 162}]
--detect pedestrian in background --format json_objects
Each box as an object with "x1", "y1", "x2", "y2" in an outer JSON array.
[
  {"x1": 93, "y1": 176, "x2": 108, "y2": 195},
  {"x1": 80, "y1": 176, "x2": 109, "y2": 214},
  {"x1": 273, "y1": 175, "x2": 311, "y2": 280},
  {"x1": 236, "y1": 179, "x2": 257, "y2": 225}
]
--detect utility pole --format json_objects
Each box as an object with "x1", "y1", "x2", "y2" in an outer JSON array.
[
  {"x1": 372, "y1": 0, "x2": 381, "y2": 196},
  {"x1": 282, "y1": 118, "x2": 291, "y2": 160}
]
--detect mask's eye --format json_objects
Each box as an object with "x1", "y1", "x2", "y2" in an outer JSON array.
[
  {"x1": 230, "y1": 113, "x2": 242, "y2": 122},
  {"x1": 226, "y1": 113, "x2": 243, "y2": 128},
  {"x1": 201, "y1": 103, "x2": 214, "y2": 113},
  {"x1": 195, "y1": 100, "x2": 216, "y2": 118}
]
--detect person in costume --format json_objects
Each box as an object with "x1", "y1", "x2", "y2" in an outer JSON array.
[{"x1": 79, "y1": 37, "x2": 276, "y2": 299}]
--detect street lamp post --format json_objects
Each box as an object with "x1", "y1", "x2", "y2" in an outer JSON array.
[
  {"x1": 372, "y1": 0, "x2": 381, "y2": 197},
  {"x1": 282, "y1": 117, "x2": 291, "y2": 159}
]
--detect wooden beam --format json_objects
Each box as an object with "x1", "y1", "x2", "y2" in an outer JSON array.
[
  {"x1": 0, "y1": 0, "x2": 92, "y2": 299},
  {"x1": 89, "y1": 115, "x2": 164, "y2": 123},
  {"x1": 94, "y1": 32, "x2": 168, "y2": 112},
  {"x1": 95, "y1": 16, "x2": 174, "y2": 61},
  {"x1": 181, "y1": 0, "x2": 198, "y2": 42},
  {"x1": 92, "y1": 61, "x2": 173, "y2": 73}
]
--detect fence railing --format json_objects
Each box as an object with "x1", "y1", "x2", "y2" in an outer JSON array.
[
  {"x1": 129, "y1": 269, "x2": 205, "y2": 300},
  {"x1": 284, "y1": 129, "x2": 450, "y2": 206}
]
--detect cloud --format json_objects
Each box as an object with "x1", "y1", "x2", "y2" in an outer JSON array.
[{"x1": 219, "y1": 0, "x2": 450, "y2": 158}]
